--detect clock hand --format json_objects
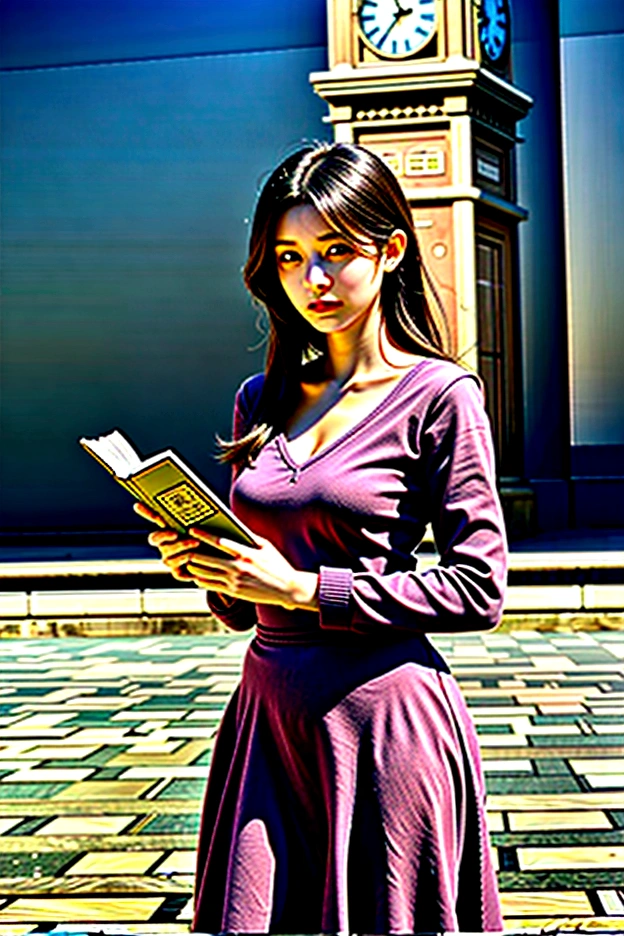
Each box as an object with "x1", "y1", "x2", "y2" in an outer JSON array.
[{"x1": 376, "y1": 10, "x2": 402, "y2": 49}]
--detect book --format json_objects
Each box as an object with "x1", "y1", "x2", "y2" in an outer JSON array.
[{"x1": 79, "y1": 428, "x2": 257, "y2": 548}]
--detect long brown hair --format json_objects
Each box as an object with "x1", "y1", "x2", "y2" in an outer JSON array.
[{"x1": 221, "y1": 142, "x2": 453, "y2": 465}]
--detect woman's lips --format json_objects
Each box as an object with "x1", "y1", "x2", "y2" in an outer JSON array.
[{"x1": 307, "y1": 299, "x2": 343, "y2": 312}]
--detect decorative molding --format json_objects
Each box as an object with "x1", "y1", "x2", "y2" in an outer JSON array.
[{"x1": 354, "y1": 104, "x2": 446, "y2": 121}]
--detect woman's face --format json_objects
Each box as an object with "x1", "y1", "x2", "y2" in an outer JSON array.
[{"x1": 274, "y1": 205, "x2": 388, "y2": 337}]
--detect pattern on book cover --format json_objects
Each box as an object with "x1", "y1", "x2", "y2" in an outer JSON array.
[{"x1": 155, "y1": 483, "x2": 218, "y2": 525}]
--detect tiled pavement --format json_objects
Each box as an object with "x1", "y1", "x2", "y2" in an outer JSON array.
[{"x1": 0, "y1": 631, "x2": 622, "y2": 934}]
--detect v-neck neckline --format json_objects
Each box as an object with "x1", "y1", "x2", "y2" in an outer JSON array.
[{"x1": 276, "y1": 359, "x2": 429, "y2": 472}]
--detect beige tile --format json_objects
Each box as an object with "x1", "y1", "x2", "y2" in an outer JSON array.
[
  {"x1": 186, "y1": 705, "x2": 231, "y2": 717},
  {"x1": 7, "y1": 713, "x2": 76, "y2": 729},
  {"x1": 2, "y1": 768, "x2": 94, "y2": 783},
  {"x1": 586, "y1": 774, "x2": 624, "y2": 789},
  {"x1": 478, "y1": 735, "x2": 529, "y2": 747},
  {"x1": 487, "y1": 791, "x2": 624, "y2": 811},
  {"x1": 132, "y1": 722, "x2": 169, "y2": 734},
  {"x1": 486, "y1": 811, "x2": 505, "y2": 832},
  {"x1": 154, "y1": 850, "x2": 197, "y2": 874},
  {"x1": 0, "y1": 926, "x2": 36, "y2": 935},
  {"x1": 0, "y1": 817, "x2": 25, "y2": 835},
  {"x1": 79, "y1": 660, "x2": 196, "y2": 679},
  {"x1": 483, "y1": 759, "x2": 533, "y2": 773},
  {"x1": 500, "y1": 890, "x2": 592, "y2": 916},
  {"x1": 527, "y1": 724, "x2": 582, "y2": 735},
  {"x1": 0, "y1": 762, "x2": 40, "y2": 772},
  {"x1": 513, "y1": 689, "x2": 587, "y2": 704},
  {"x1": 539, "y1": 704, "x2": 587, "y2": 714},
  {"x1": 0, "y1": 743, "x2": 37, "y2": 758},
  {"x1": 38, "y1": 815, "x2": 137, "y2": 836},
  {"x1": 506, "y1": 917, "x2": 624, "y2": 931},
  {"x1": 108, "y1": 739, "x2": 209, "y2": 767},
  {"x1": 518, "y1": 845, "x2": 624, "y2": 871},
  {"x1": 62, "y1": 729, "x2": 133, "y2": 743},
  {"x1": 41, "y1": 687, "x2": 96, "y2": 703},
  {"x1": 113, "y1": 712, "x2": 187, "y2": 722},
  {"x1": 53, "y1": 780, "x2": 156, "y2": 800},
  {"x1": 67, "y1": 851, "x2": 163, "y2": 875},
  {"x1": 22, "y1": 746, "x2": 101, "y2": 760},
  {"x1": 509, "y1": 810, "x2": 612, "y2": 831},
  {"x1": 0, "y1": 897, "x2": 163, "y2": 921},
  {"x1": 120, "y1": 766, "x2": 207, "y2": 780},
  {"x1": 569, "y1": 758, "x2": 624, "y2": 774},
  {"x1": 465, "y1": 705, "x2": 537, "y2": 715}
]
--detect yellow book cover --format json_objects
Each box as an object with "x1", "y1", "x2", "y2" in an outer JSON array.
[{"x1": 79, "y1": 428, "x2": 256, "y2": 547}]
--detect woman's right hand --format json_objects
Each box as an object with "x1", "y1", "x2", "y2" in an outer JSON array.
[{"x1": 133, "y1": 502, "x2": 199, "y2": 582}]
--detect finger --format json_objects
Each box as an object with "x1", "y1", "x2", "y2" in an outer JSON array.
[
  {"x1": 170, "y1": 566, "x2": 195, "y2": 582},
  {"x1": 189, "y1": 528, "x2": 254, "y2": 556},
  {"x1": 182, "y1": 551, "x2": 234, "y2": 572},
  {"x1": 148, "y1": 531, "x2": 197, "y2": 549},
  {"x1": 186, "y1": 566, "x2": 232, "y2": 590},
  {"x1": 134, "y1": 503, "x2": 167, "y2": 527},
  {"x1": 187, "y1": 561, "x2": 230, "y2": 581}
]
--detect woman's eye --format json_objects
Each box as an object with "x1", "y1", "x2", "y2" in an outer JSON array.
[
  {"x1": 325, "y1": 243, "x2": 353, "y2": 260},
  {"x1": 276, "y1": 250, "x2": 301, "y2": 266}
]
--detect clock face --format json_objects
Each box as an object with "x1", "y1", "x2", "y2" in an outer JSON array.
[
  {"x1": 478, "y1": 0, "x2": 511, "y2": 66},
  {"x1": 358, "y1": 0, "x2": 437, "y2": 60}
]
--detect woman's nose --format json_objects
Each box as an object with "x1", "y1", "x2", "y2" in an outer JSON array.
[{"x1": 304, "y1": 259, "x2": 333, "y2": 292}]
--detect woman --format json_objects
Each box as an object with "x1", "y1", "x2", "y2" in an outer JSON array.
[{"x1": 137, "y1": 142, "x2": 506, "y2": 934}]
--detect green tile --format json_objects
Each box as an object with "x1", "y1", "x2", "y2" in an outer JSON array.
[
  {"x1": 609, "y1": 810, "x2": 624, "y2": 828},
  {"x1": 155, "y1": 779, "x2": 207, "y2": 800},
  {"x1": 485, "y1": 776, "x2": 581, "y2": 795},
  {"x1": 497, "y1": 869, "x2": 624, "y2": 889},
  {"x1": 492, "y1": 829, "x2": 624, "y2": 847},
  {"x1": 0, "y1": 782, "x2": 72, "y2": 799},
  {"x1": 64, "y1": 710, "x2": 120, "y2": 724},
  {"x1": 140, "y1": 814, "x2": 201, "y2": 834},
  {"x1": 0, "y1": 851, "x2": 78, "y2": 876},
  {"x1": 531, "y1": 733, "x2": 624, "y2": 746},
  {"x1": 534, "y1": 758, "x2": 574, "y2": 776},
  {"x1": 90, "y1": 767, "x2": 127, "y2": 780},
  {"x1": 192, "y1": 751, "x2": 213, "y2": 766},
  {"x1": 477, "y1": 724, "x2": 513, "y2": 735}
]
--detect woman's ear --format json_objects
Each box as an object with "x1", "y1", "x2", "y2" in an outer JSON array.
[{"x1": 383, "y1": 229, "x2": 408, "y2": 272}]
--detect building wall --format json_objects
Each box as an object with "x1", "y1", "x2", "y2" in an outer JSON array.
[
  {"x1": 0, "y1": 0, "x2": 330, "y2": 536},
  {"x1": 513, "y1": 1, "x2": 571, "y2": 531},
  {"x1": 559, "y1": 0, "x2": 624, "y2": 525}
]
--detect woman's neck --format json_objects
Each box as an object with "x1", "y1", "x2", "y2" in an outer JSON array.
[
  {"x1": 324, "y1": 302, "x2": 385, "y2": 385},
  {"x1": 324, "y1": 303, "x2": 416, "y2": 387}
]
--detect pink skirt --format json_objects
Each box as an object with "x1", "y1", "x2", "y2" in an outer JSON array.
[{"x1": 193, "y1": 637, "x2": 502, "y2": 934}]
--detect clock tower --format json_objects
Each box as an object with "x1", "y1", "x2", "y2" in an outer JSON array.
[{"x1": 311, "y1": 0, "x2": 534, "y2": 534}]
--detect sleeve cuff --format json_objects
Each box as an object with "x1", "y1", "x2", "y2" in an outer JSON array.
[{"x1": 318, "y1": 566, "x2": 353, "y2": 631}]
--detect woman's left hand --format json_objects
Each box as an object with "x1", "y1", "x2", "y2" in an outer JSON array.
[{"x1": 185, "y1": 527, "x2": 319, "y2": 612}]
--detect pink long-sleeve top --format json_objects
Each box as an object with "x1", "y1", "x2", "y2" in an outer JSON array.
[{"x1": 208, "y1": 358, "x2": 508, "y2": 646}]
